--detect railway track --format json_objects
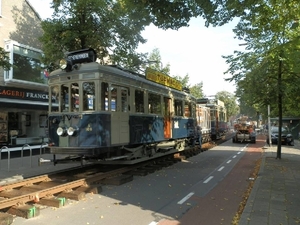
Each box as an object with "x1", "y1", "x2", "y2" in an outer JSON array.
[{"x1": 0, "y1": 133, "x2": 232, "y2": 224}]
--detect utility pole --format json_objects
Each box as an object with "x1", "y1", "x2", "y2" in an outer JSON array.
[
  {"x1": 277, "y1": 54, "x2": 283, "y2": 159},
  {"x1": 268, "y1": 105, "x2": 272, "y2": 147}
]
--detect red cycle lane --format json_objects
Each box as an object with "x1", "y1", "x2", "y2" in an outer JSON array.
[{"x1": 158, "y1": 134, "x2": 265, "y2": 225}]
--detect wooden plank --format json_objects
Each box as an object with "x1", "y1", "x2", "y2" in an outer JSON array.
[
  {"x1": 57, "y1": 191, "x2": 85, "y2": 201},
  {"x1": 7, "y1": 205, "x2": 40, "y2": 219},
  {"x1": 0, "y1": 212, "x2": 13, "y2": 225},
  {"x1": 38, "y1": 197, "x2": 66, "y2": 208},
  {"x1": 75, "y1": 185, "x2": 100, "y2": 194}
]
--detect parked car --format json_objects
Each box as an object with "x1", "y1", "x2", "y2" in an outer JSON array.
[{"x1": 266, "y1": 126, "x2": 294, "y2": 146}]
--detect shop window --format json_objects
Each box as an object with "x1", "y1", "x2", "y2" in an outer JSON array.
[
  {"x1": 135, "y1": 90, "x2": 144, "y2": 113},
  {"x1": 25, "y1": 115, "x2": 31, "y2": 126},
  {"x1": 148, "y1": 93, "x2": 161, "y2": 114},
  {"x1": 39, "y1": 115, "x2": 48, "y2": 128},
  {"x1": 5, "y1": 41, "x2": 46, "y2": 84},
  {"x1": 83, "y1": 82, "x2": 95, "y2": 111}
]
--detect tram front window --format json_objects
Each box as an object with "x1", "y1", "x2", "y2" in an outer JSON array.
[
  {"x1": 83, "y1": 82, "x2": 95, "y2": 111},
  {"x1": 60, "y1": 83, "x2": 79, "y2": 112},
  {"x1": 50, "y1": 85, "x2": 59, "y2": 112},
  {"x1": 62, "y1": 85, "x2": 69, "y2": 112},
  {"x1": 71, "y1": 83, "x2": 79, "y2": 112}
]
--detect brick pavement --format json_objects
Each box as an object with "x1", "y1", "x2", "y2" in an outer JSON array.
[{"x1": 239, "y1": 140, "x2": 300, "y2": 225}]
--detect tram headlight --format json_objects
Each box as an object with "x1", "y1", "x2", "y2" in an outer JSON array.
[
  {"x1": 59, "y1": 59, "x2": 68, "y2": 70},
  {"x1": 59, "y1": 59, "x2": 72, "y2": 72},
  {"x1": 67, "y1": 126, "x2": 78, "y2": 136},
  {"x1": 57, "y1": 127, "x2": 67, "y2": 136}
]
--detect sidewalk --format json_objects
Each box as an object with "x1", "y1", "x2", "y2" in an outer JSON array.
[
  {"x1": 0, "y1": 152, "x2": 81, "y2": 181},
  {"x1": 239, "y1": 140, "x2": 300, "y2": 225}
]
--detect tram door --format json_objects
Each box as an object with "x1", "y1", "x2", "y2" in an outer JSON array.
[
  {"x1": 110, "y1": 86, "x2": 129, "y2": 145},
  {"x1": 164, "y1": 97, "x2": 171, "y2": 139}
]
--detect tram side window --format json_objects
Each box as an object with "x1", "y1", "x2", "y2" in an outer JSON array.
[
  {"x1": 62, "y1": 84, "x2": 69, "y2": 112},
  {"x1": 121, "y1": 88, "x2": 128, "y2": 112},
  {"x1": 101, "y1": 82, "x2": 108, "y2": 111},
  {"x1": 111, "y1": 86, "x2": 117, "y2": 111},
  {"x1": 184, "y1": 101, "x2": 191, "y2": 117},
  {"x1": 71, "y1": 83, "x2": 79, "y2": 112},
  {"x1": 191, "y1": 103, "x2": 196, "y2": 118},
  {"x1": 135, "y1": 90, "x2": 144, "y2": 113},
  {"x1": 148, "y1": 93, "x2": 161, "y2": 114},
  {"x1": 83, "y1": 82, "x2": 95, "y2": 111},
  {"x1": 174, "y1": 99, "x2": 183, "y2": 116}
]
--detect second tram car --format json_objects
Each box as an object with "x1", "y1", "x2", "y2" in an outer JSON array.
[
  {"x1": 195, "y1": 104, "x2": 211, "y2": 144},
  {"x1": 197, "y1": 98, "x2": 227, "y2": 141},
  {"x1": 43, "y1": 48, "x2": 200, "y2": 164}
]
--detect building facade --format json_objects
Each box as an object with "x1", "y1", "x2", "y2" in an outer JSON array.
[{"x1": 0, "y1": 0, "x2": 49, "y2": 146}]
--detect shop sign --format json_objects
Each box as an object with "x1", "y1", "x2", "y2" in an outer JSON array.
[{"x1": 0, "y1": 86, "x2": 51, "y2": 102}]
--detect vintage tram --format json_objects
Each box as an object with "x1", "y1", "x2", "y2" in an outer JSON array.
[
  {"x1": 43, "y1": 48, "x2": 199, "y2": 164},
  {"x1": 197, "y1": 98, "x2": 227, "y2": 141}
]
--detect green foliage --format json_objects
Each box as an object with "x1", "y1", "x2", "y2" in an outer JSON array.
[
  {"x1": 215, "y1": 91, "x2": 239, "y2": 120},
  {"x1": 172, "y1": 74, "x2": 203, "y2": 99},
  {"x1": 146, "y1": 48, "x2": 170, "y2": 74},
  {"x1": 189, "y1": 83, "x2": 203, "y2": 99},
  {"x1": 223, "y1": 0, "x2": 300, "y2": 119},
  {"x1": 120, "y1": 0, "x2": 264, "y2": 28},
  {"x1": 40, "y1": 0, "x2": 149, "y2": 70},
  {"x1": 0, "y1": 47, "x2": 11, "y2": 70}
]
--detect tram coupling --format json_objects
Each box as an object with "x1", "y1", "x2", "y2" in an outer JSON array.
[{"x1": 39, "y1": 156, "x2": 84, "y2": 166}]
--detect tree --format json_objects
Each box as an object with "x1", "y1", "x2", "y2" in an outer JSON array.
[
  {"x1": 0, "y1": 47, "x2": 11, "y2": 70},
  {"x1": 189, "y1": 83, "x2": 204, "y2": 99},
  {"x1": 215, "y1": 91, "x2": 239, "y2": 122},
  {"x1": 223, "y1": 0, "x2": 300, "y2": 158},
  {"x1": 172, "y1": 74, "x2": 203, "y2": 99},
  {"x1": 40, "y1": 0, "x2": 149, "y2": 70},
  {"x1": 145, "y1": 48, "x2": 171, "y2": 74},
  {"x1": 120, "y1": 0, "x2": 265, "y2": 29}
]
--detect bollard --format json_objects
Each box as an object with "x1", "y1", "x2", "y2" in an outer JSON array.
[
  {"x1": 21, "y1": 144, "x2": 32, "y2": 168},
  {"x1": 39, "y1": 142, "x2": 48, "y2": 156},
  {"x1": 0, "y1": 146, "x2": 10, "y2": 171}
]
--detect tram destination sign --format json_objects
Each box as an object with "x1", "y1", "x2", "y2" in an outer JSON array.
[{"x1": 145, "y1": 67, "x2": 182, "y2": 91}]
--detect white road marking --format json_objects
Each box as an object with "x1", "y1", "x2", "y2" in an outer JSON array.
[
  {"x1": 237, "y1": 152, "x2": 241, "y2": 154},
  {"x1": 233, "y1": 155, "x2": 237, "y2": 158},
  {"x1": 149, "y1": 222, "x2": 158, "y2": 225},
  {"x1": 218, "y1": 166, "x2": 225, "y2": 171},
  {"x1": 227, "y1": 160, "x2": 232, "y2": 164},
  {"x1": 177, "y1": 192, "x2": 195, "y2": 204},
  {"x1": 203, "y1": 176, "x2": 214, "y2": 184}
]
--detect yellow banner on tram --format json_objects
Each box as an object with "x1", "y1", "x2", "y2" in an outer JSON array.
[{"x1": 145, "y1": 67, "x2": 182, "y2": 91}]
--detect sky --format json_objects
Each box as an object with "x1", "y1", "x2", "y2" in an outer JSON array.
[{"x1": 28, "y1": 0, "x2": 241, "y2": 96}]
